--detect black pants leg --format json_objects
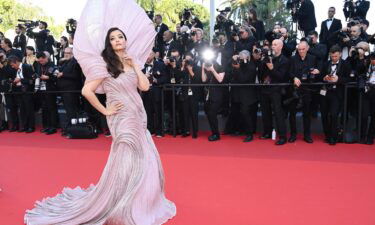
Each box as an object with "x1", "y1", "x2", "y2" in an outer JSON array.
[
  {"x1": 61, "y1": 92, "x2": 80, "y2": 128},
  {"x1": 5, "y1": 94, "x2": 19, "y2": 128},
  {"x1": 302, "y1": 93, "x2": 312, "y2": 137},
  {"x1": 270, "y1": 92, "x2": 287, "y2": 138},
  {"x1": 42, "y1": 93, "x2": 58, "y2": 129},
  {"x1": 20, "y1": 93, "x2": 35, "y2": 129},
  {"x1": 240, "y1": 102, "x2": 256, "y2": 135},
  {"x1": 204, "y1": 101, "x2": 221, "y2": 136},
  {"x1": 260, "y1": 93, "x2": 273, "y2": 135}
]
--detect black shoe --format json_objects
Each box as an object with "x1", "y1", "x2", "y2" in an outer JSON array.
[
  {"x1": 0, "y1": 123, "x2": 8, "y2": 132},
  {"x1": 304, "y1": 136, "x2": 313, "y2": 144},
  {"x1": 288, "y1": 135, "x2": 297, "y2": 143},
  {"x1": 328, "y1": 138, "x2": 336, "y2": 145},
  {"x1": 181, "y1": 132, "x2": 190, "y2": 138},
  {"x1": 192, "y1": 133, "x2": 198, "y2": 139},
  {"x1": 243, "y1": 135, "x2": 253, "y2": 142},
  {"x1": 45, "y1": 128, "x2": 57, "y2": 135},
  {"x1": 324, "y1": 137, "x2": 330, "y2": 143},
  {"x1": 208, "y1": 134, "x2": 220, "y2": 141},
  {"x1": 9, "y1": 126, "x2": 19, "y2": 132},
  {"x1": 260, "y1": 133, "x2": 272, "y2": 139},
  {"x1": 104, "y1": 130, "x2": 111, "y2": 137},
  {"x1": 366, "y1": 138, "x2": 374, "y2": 145},
  {"x1": 25, "y1": 128, "x2": 35, "y2": 133},
  {"x1": 40, "y1": 128, "x2": 49, "y2": 133},
  {"x1": 18, "y1": 128, "x2": 26, "y2": 133},
  {"x1": 275, "y1": 138, "x2": 287, "y2": 145}
]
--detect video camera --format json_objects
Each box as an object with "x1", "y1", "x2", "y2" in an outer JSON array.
[
  {"x1": 146, "y1": 11, "x2": 154, "y2": 20},
  {"x1": 18, "y1": 19, "x2": 39, "y2": 29},
  {"x1": 286, "y1": 0, "x2": 302, "y2": 22}
]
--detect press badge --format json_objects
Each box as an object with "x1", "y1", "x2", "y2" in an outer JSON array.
[
  {"x1": 320, "y1": 89, "x2": 327, "y2": 96},
  {"x1": 170, "y1": 78, "x2": 176, "y2": 84},
  {"x1": 188, "y1": 88, "x2": 193, "y2": 96}
]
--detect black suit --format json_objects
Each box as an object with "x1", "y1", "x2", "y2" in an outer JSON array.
[
  {"x1": 27, "y1": 29, "x2": 48, "y2": 53},
  {"x1": 13, "y1": 34, "x2": 27, "y2": 54},
  {"x1": 344, "y1": 0, "x2": 370, "y2": 20},
  {"x1": 319, "y1": 18, "x2": 342, "y2": 50},
  {"x1": 155, "y1": 23, "x2": 169, "y2": 52},
  {"x1": 319, "y1": 60, "x2": 351, "y2": 141},
  {"x1": 296, "y1": 0, "x2": 317, "y2": 35},
  {"x1": 161, "y1": 40, "x2": 182, "y2": 58}
]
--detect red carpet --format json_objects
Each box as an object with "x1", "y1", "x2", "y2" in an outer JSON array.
[{"x1": 1, "y1": 131, "x2": 375, "y2": 225}]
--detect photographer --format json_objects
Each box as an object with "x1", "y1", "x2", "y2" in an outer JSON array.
[
  {"x1": 187, "y1": 28, "x2": 209, "y2": 64},
  {"x1": 319, "y1": 7, "x2": 343, "y2": 51},
  {"x1": 34, "y1": 51, "x2": 58, "y2": 135},
  {"x1": 202, "y1": 49, "x2": 225, "y2": 141},
  {"x1": 231, "y1": 50, "x2": 259, "y2": 142},
  {"x1": 179, "y1": 53, "x2": 200, "y2": 139},
  {"x1": 320, "y1": 45, "x2": 351, "y2": 145},
  {"x1": 307, "y1": 31, "x2": 327, "y2": 72},
  {"x1": 294, "y1": 0, "x2": 317, "y2": 36},
  {"x1": 338, "y1": 25, "x2": 365, "y2": 58},
  {"x1": 26, "y1": 21, "x2": 48, "y2": 53},
  {"x1": 288, "y1": 41, "x2": 320, "y2": 143},
  {"x1": 142, "y1": 49, "x2": 168, "y2": 137},
  {"x1": 56, "y1": 47, "x2": 84, "y2": 134},
  {"x1": 8, "y1": 56, "x2": 35, "y2": 133},
  {"x1": 13, "y1": 25, "x2": 27, "y2": 54},
  {"x1": 280, "y1": 27, "x2": 297, "y2": 58},
  {"x1": 259, "y1": 39, "x2": 289, "y2": 145},
  {"x1": 236, "y1": 25, "x2": 257, "y2": 54},
  {"x1": 343, "y1": 0, "x2": 370, "y2": 21},
  {"x1": 214, "y1": 8, "x2": 235, "y2": 38},
  {"x1": 360, "y1": 52, "x2": 375, "y2": 145}
]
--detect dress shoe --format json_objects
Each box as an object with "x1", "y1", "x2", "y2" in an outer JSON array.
[
  {"x1": 18, "y1": 128, "x2": 26, "y2": 133},
  {"x1": 45, "y1": 128, "x2": 57, "y2": 135},
  {"x1": 304, "y1": 136, "x2": 313, "y2": 144},
  {"x1": 208, "y1": 134, "x2": 220, "y2": 142},
  {"x1": 9, "y1": 127, "x2": 19, "y2": 132},
  {"x1": 275, "y1": 138, "x2": 287, "y2": 145},
  {"x1": 0, "y1": 123, "x2": 8, "y2": 132},
  {"x1": 192, "y1": 133, "x2": 198, "y2": 139},
  {"x1": 366, "y1": 138, "x2": 374, "y2": 145},
  {"x1": 243, "y1": 135, "x2": 253, "y2": 142},
  {"x1": 181, "y1": 132, "x2": 190, "y2": 138},
  {"x1": 25, "y1": 128, "x2": 35, "y2": 133},
  {"x1": 288, "y1": 135, "x2": 297, "y2": 143},
  {"x1": 260, "y1": 133, "x2": 272, "y2": 139},
  {"x1": 328, "y1": 138, "x2": 336, "y2": 145},
  {"x1": 40, "y1": 128, "x2": 49, "y2": 133}
]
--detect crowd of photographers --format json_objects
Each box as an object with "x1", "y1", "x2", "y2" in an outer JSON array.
[{"x1": 0, "y1": 1, "x2": 374, "y2": 146}]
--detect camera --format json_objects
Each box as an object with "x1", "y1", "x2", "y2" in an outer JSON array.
[
  {"x1": 262, "y1": 49, "x2": 273, "y2": 64},
  {"x1": 185, "y1": 58, "x2": 194, "y2": 66},
  {"x1": 301, "y1": 68, "x2": 316, "y2": 82},
  {"x1": 18, "y1": 19, "x2": 39, "y2": 29},
  {"x1": 66, "y1": 18, "x2": 77, "y2": 35},
  {"x1": 167, "y1": 56, "x2": 177, "y2": 63},
  {"x1": 203, "y1": 49, "x2": 215, "y2": 68}
]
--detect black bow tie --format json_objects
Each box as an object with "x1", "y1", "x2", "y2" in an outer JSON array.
[
  {"x1": 327, "y1": 19, "x2": 333, "y2": 22},
  {"x1": 332, "y1": 63, "x2": 339, "y2": 66}
]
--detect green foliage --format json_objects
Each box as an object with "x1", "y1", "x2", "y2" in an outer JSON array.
[
  {"x1": 0, "y1": 0, "x2": 64, "y2": 37},
  {"x1": 221, "y1": 0, "x2": 291, "y2": 30},
  {"x1": 137, "y1": 0, "x2": 210, "y2": 31}
]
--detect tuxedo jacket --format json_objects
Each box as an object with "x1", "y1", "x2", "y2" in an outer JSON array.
[{"x1": 319, "y1": 18, "x2": 342, "y2": 47}]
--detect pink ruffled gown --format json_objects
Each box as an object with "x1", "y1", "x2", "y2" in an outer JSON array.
[{"x1": 24, "y1": 0, "x2": 176, "y2": 224}]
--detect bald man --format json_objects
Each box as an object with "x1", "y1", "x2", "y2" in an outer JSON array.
[
  {"x1": 288, "y1": 40, "x2": 320, "y2": 143},
  {"x1": 260, "y1": 39, "x2": 290, "y2": 145}
]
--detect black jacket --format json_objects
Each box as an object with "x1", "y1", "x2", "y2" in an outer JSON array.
[
  {"x1": 203, "y1": 62, "x2": 225, "y2": 102},
  {"x1": 344, "y1": 0, "x2": 370, "y2": 20},
  {"x1": 231, "y1": 60, "x2": 259, "y2": 105},
  {"x1": 320, "y1": 59, "x2": 351, "y2": 94},
  {"x1": 15, "y1": 64, "x2": 35, "y2": 92},
  {"x1": 13, "y1": 34, "x2": 27, "y2": 54},
  {"x1": 57, "y1": 58, "x2": 83, "y2": 91},
  {"x1": 282, "y1": 38, "x2": 297, "y2": 58},
  {"x1": 161, "y1": 40, "x2": 182, "y2": 58},
  {"x1": 27, "y1": 29, "x2": 48, "y2": 53},
  {"x1": 142, "y1": 59, "x2": 168, "y2": 102},
  {"x1": 34, "y1": 61, "x2": 57, "y2": 91},
  {"x1": 319, "y1": 18, "x2": 342, "y2": 47},
  {"x1": 236, "y1": 36, "x2": 256, "y2": 54},
  {"x1": 249, "y1": 20, "x2": 265, "y2": 41},
  {"x1": 155, "y1": 23, "x2": 169, "y2": 50},
  {"x1": 289, "y1": 53, "x2": 319, "y2": 83},
  {"x1": 296, "y1": 0, "x2": 317, "y2": 32}
]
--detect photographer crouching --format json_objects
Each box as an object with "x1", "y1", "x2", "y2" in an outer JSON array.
[
  {"x1": 231, "y1": 50, "x2": 259, "y2": 142},
  {"x1": 288, "y1": 40, "x2": 320, "y2": 143}
]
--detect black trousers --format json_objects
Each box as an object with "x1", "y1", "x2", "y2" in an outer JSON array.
[
  {"x1": 260, "y1": 91, "x2": 287, "y2": 138},
  {"x1": 5, "y1": 94, "x2": 20, "y2": 128},
  {"x1": 182, "y1": 96, "x2": 199, "y2": 135},
  {"x1": 204, "y1": 100, "x2": 222, "y2": 136},
  {"x1": 288, "y1": 91, "x2": 312, "y2": 136},
  {"x1": 40, "y1": 92, "x2": 58, "y2": 129},
  {"x1": 61, "y1": 92, "x2": 81, "y2": 127},
  {"x1": 224, "y1": 101, "x2": 242, "y2": 134},
  {"x1": 361, "y1": 90, "x2": 375, "y2": 140},
  {"x1": 143, "y1": 91, "x2": 162, "y2": 135},
  {"x1": 18, "y1": 93, "x2": 35, "y2": 129},
  {"x1": 320, "y1": 91, "x2": 341, "y2": 140},
  {"x1": 240, "y1": 101, "x2": 258, "y2": 135}
]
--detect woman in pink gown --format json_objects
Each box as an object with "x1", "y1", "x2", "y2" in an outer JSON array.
[{"x1": 24, "y1": 0, "x2": 176, "y2": 224}]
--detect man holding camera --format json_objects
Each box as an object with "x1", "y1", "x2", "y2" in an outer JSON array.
[
  {"x1": 56, "y1": 47, "x2": 84, "y2": 134},
  {"x1": 236, "y1": 26, "x2": 256, "y2": 54},
  {"x1": 343, "y1": 0, "x2": 370, "y2": 21},
  {"x1": 142, "y1": 49, "x2": 168, "y2": 137},
  {"x1": 34, "y1": 52, "x2": 58, "y2": 135},
  {"x1": 280, "y1": 27, "x2": 297, "y2": 58},
  {"x1": 260, "y1": 39, "x2": 289, "y2": 145},
  {"x1": 288, "y1": 41, "x2": 320, "y2": 143},
  {"x1": 231, "y1": 50, "x2": 259, "y2": 142},
  {"x1": 320, "y1": 45, "x2": 351, "y2": 145},
  {"x1": 26, "y1": 21, "x2": 48, "y2": 53},
  {"x1": 202, "y1": 50, "x2": 225, "y2": 141},
  {"x1": 8, "y1": 56, "x2": 35, "y2": 133}
]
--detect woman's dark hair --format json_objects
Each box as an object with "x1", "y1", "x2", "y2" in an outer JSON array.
[
  {"x1": 60, "y1": 36, "x2": 69, "y2": 48},
  {"x1": 101, "y1": 27, "x2": 127, "y2": 78},
  {"x1": 26, "y1": 46, "x2": 35, "y2": 54},
  {"x1": 249, "y1": 9, "x2": 258, "y2": 22}
]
